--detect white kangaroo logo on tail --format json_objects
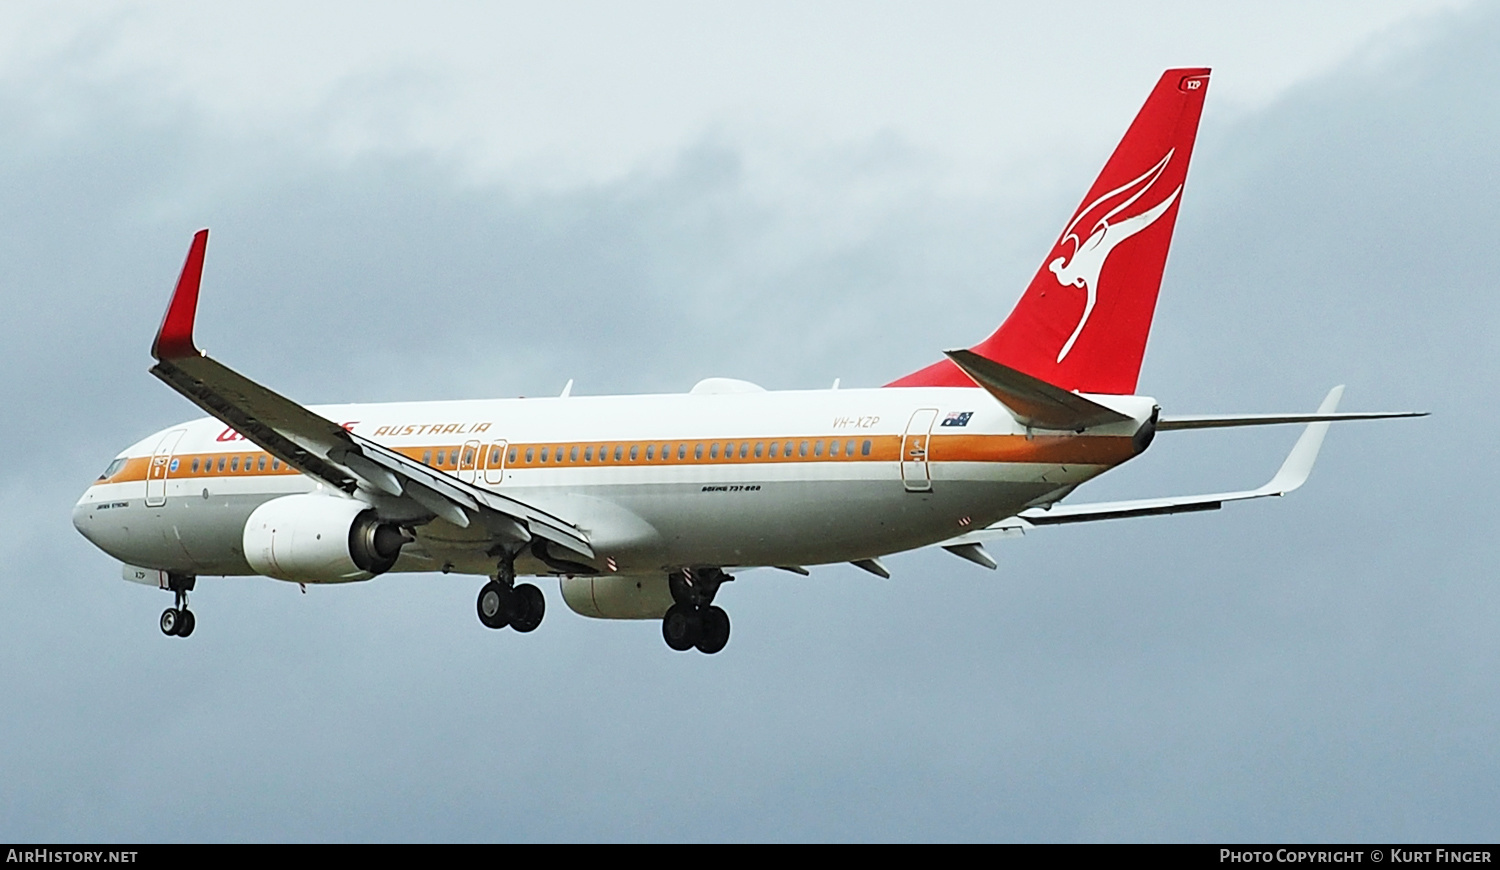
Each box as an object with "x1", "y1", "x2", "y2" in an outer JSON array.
[{"x1": 1049, "y1": 150, "x2": 1181, "y2": 363}]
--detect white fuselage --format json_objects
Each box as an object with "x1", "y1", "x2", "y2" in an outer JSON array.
[{"x1": 73, "y1": 385, "x2": 1156, "y2": 581}]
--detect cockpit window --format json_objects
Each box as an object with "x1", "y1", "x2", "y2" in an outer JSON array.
[{"x1": 99, "y1": 458, "x2": 127, "y2": 480}]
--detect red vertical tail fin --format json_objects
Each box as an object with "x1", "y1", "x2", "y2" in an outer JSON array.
[{"x1": 890, "y1": 68, "x2": 1209, "y2": 395}]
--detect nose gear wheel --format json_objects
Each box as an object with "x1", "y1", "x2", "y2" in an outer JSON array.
[{"x1": 159, "y1": 574, "x2": 196, "y2": 638}]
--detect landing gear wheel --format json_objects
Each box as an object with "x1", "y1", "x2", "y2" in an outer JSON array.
[
  {"x1": 509, "y1": 583, "x2": 545, "y2": 633},
  {"x1": 160, "y1": 608, "x2": 181, "y2": 636},
  {"x1": 176, "y1": 609, "x2": 196, "y2": 638},
  {"x1": 695, "y1": 605, "x2": 729, "y2": 655},
  {"x1": 662, "y1": 603, "x2": 701, "y2": 651},
  {"x1": 477, "y1": 582, "x2": 512, "y2": 630}
]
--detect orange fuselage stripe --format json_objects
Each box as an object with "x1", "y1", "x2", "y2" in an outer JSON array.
[{"x1": 98, "y1": 433, "x2": 1135, "y2": 485}]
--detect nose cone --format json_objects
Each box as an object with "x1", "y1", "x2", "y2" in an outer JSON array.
[
  {"x1": 72, "y1": 485, "x2": 131, "y2": 561},
  {"x1": 72, "y1": 487, "x2": 104, "y2": 546}
]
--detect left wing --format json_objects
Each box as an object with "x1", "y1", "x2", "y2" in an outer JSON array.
[{"x1": 149, "y1": 229, "x2": 594, "y2": 560}]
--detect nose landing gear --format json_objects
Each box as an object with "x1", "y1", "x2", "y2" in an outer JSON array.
[
  {"x1": 661, "y1": 568, "x2": 732, "y2": 654},
  {"x1": 476, "y1": 551, "x2": 546, "y2": 633},
  {"x1": 159, "y1": 573, "x2": 196, "y2": 637}
]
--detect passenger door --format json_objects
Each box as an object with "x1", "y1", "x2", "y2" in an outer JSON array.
[
  {"x1": 145, "y1": 429, "x2": 186, "y2": 507},
  {"x1": 900, "y1": 409, "x2": 938, "y2": 492}
]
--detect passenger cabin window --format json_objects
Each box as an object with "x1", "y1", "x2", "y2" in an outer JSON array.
[
  {"x1": 677, "y1": 444, "x2": 687, "y2": 460},
  {"x1": 217, "y1": 457, "x2": 226, "y2": 472},
  {"x1": 754, "y1": 442, "x2": 764, "y2": 458},
  {"x1": 491, "y1": 447, "x2": 503, "y2": 465},
  {"x1": 784, "y1": 441, "x2": 794, "y2": 456},
  {"x1": 829, "y1": 441, "x2": 840, "y2": 457},
  {"x1": 659, "y1": 443, "x2": 669, "y2": 460},
  {"x1": 272, "y1": 459, "x2": 280, "y2": 471},
  {"x1": 845, "y1": 440, "x2": 855, "y2": 457},
  {"x1": 813, "y1": 441, "x2": 823, "y2": 457},
  {"x1": 569, "y1": 446, "x2": 579, "y2": 462},
  {"x1": 799, "y1": 441, "x2": 809, "y2": 457},
  {"x1": 646, "y1": 445, "x2": 655, "y2": 460},
  {"x1": 614, "y1": 445, "x2": 623, "y2": 461},
  {"x1": 710, "y1": 443, "x2": 719, "y2": 460},
  {"x1": 740, "y1": 442, "x2": 749, "y2": 458},
  {"x1": 630, "y1": 445, "x2": 639, "y2": 461},
  {"x1": 230, "y1": 457, "x2": 239, "y2": 472},
  {"x1": 258, "y1": 456, "x2": 266, "y2": 471},
  {"x1": 862, "y1": 439, "x2": 872, "y2": 456},
  {"x1": 540, "y1": 447, "x2": 550, "y2": 463},
  {"x1": 191, "y1": 458, "x2": 201, "y2": 473},
  {"x1": 525, "y1": 448, "x2": 535, "y2": 463},
  {"x1": 423, "y1": 450, "x2": 432, "y2": 465},
  {"x1": 769, "y1": 442, "x2": 780, "y2": 458},
  {"x1": 585, "y1": 446, "x2": 594, "y2": 462},
  {"x1": 695, "y1": 444, "x2": 704, "y2": 460},
  {"x1": 509, "y1": 448, "x2": 518, "y2": 464}
]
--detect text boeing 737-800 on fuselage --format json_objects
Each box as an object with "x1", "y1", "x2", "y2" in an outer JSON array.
[{"x1": 73, "y1": 69, "x2": 1424, "y2": 653}]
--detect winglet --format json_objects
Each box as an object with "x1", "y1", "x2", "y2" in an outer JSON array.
[
  {"x1": 151, "y1": 229, "x2": 209, "y2": 361},
  {"x1": 1260, "y1": 385, "x2": 1343, "y2": 495}
]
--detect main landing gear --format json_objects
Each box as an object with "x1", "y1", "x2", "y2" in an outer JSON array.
[
  {"x1": 159, "y1": 574, "x2": 196, "y2": 638},
  {"x1": 662, "y1": 568, "x2": 732, "y2": 655},
  {"x1": 476, "y1": 552, "x2": 545, "y2": 633}
]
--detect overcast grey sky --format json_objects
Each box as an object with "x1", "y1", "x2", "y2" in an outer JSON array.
[{"x1": 0, "y1": 1, "x2": 1494, "y2": 842}]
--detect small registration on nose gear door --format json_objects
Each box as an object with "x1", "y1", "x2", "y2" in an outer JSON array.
[
  {"x1": 900, "y1": 409, "x2": 938, "y2": 492},
  {"x1": 145, "y1": 428, "x2": 186, "y2": 507}
]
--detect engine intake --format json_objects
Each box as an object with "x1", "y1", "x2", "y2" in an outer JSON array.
[{"x1": 243, "y1": 494, "x2": 407, "y2": 583}]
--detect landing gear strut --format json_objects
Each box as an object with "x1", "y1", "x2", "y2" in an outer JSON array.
[
  {"x1": 477, "y1": 550, "x2": 545, "y2": 633},
  {"x1": 661, "y1": 568, "x2": 732, "y2": 654},
  {"x1": 159, "y1": 573, "x2": 196, "y2": 638}
]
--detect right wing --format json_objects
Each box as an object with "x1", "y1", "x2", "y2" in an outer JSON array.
[
  {"x1": 940, "y1": 385, "x2": 1348, "y2": 559},
  {"x1": 149, "y1": 230, "x2": 594, "y2": 560}
]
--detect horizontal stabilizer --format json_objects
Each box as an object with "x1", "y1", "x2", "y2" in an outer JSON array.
[
  {"x1": 944, "y1": 349, "x2": 1131, "y2": 431},
  {"x1": 1158, "y1": 409, "x2": 1426, "y2": 430}
]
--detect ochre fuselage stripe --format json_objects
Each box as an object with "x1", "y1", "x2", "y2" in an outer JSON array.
[{"x1": 101, "y1": 433, "x2": 1136, "y2": 484}]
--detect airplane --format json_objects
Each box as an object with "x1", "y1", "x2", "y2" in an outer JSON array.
[{"x1": 73, "y1": 67, "x2": 1424, "y2": 653}]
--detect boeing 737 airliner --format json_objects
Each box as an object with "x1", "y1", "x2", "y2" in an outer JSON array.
[{"x1": 73, "y1": 69, "x2": 1423, "y2": 653}]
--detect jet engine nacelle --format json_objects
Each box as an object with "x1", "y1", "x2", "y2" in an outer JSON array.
[
  {"x1": 243, "y1": 493, "x2": 406, "y2": 583},
  {"x1": 560, "y1": 575, "x2": 675, "y2": 620}
]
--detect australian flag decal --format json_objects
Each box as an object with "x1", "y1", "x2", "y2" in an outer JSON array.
[{"x1": 941, "y1": 411, "x2": 973, "y2": 427}]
